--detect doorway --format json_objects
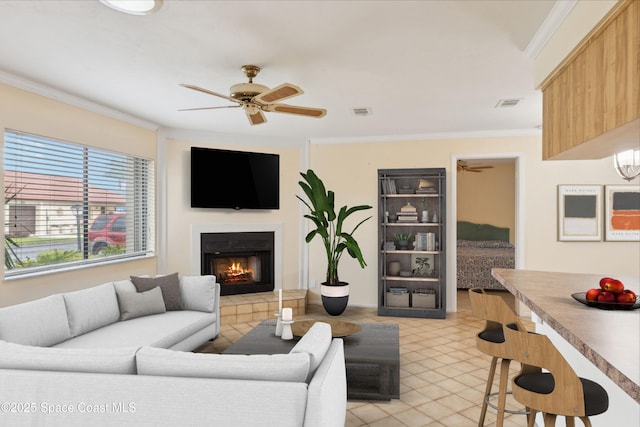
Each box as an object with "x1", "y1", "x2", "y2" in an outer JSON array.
[{"x1": 449, "y1": 153, "x2": 524, "y2": 312}]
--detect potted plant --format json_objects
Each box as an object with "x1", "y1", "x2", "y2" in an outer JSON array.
[
  {"x1": 394, "y1": 233, "x2": 413, "y2": 250},
  {"x1": 297, "y1": 169, "x2": 372, "y2": 315}
]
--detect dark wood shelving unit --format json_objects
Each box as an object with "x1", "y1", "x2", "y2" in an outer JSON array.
[{"x1": 378, "y1": 168, "x2": 446, "y2": 319}]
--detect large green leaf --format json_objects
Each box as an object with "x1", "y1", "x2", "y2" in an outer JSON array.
[{"x1": 297, "y1": 169, "x2": 372, "y2": 284}]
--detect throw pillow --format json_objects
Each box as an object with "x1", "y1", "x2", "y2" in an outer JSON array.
[
  {"x1": 116, "y1": 286, "x2": 166, "y2": 321},
  {"x1": 130, "y1": 272, "x2": 183, "y2": 310}
]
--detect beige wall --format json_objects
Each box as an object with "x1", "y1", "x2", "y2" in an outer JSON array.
[
  {"x1": 0, "y1": 83, "x2": 157, "y2": 307},
  {"x1": 457, "y1": 162, "x2": 516, "y2": 243},
  {"x1": 163, "y1": 138, "x2": 303, "y2": 292},
  {"x1": 308, "y1": 135, "x2": 640, "y2": 310}
]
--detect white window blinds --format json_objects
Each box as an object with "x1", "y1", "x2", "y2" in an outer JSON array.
[{"x1": 3, "y1": 130, "x2": 154, "y2": 276}]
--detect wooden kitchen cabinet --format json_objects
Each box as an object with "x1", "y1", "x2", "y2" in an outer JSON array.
[{"x1": 541, "y1": 0, "x2": 639, "y2": 160}]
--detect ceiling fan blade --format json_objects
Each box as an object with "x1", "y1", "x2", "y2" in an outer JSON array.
[
  {"x1": 178, "y1": 105, "x2": 242, "y2": 111},
  {"x1": 468, "y1": 166, "x2": 494, "y2": 170},
  {"x1": 253, "y1": 83, "x2": 303, "y2": 104},
  {"x1": 246, "y1": 109, "x2": 267, "y2": 125},
  {"x1": 180, "y1": 84, "x2": 240, "y2": 104},
  {"x1": 266, "y1": 103, "x2": 326, "y2": 118},
  {"x1": 467, "y1": 169, "x2": 482, "y2": 172}
]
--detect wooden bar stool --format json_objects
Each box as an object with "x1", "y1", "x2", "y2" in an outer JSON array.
[
  {"x1": 468, "y1": 288, "x2": 527, "y2": 427},
  {"x1": 503, "y1": 321, "x2": 609, "y2": 427}
]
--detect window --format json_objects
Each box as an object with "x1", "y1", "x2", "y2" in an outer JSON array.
[{"x1": 4, "y1": 130, "x2": 155, "y2": 276}]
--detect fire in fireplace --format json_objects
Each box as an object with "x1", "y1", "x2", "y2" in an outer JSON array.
[
  {"x1": 201, "y1": 231, "x2": 274, "y2": 296},
  {"x1": 214, "y1": 256, "x2": 260, "y2": 285}
]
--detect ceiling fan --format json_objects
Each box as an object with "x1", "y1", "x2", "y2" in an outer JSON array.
[
  {"x1": 180, "y1": 65, "x2": 326, "y2": 125},
  {"x1": 457, "y1": 160, "x2": 494, "y2": 173}
]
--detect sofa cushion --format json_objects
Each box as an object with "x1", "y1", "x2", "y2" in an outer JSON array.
[
  {"x1": 63, "y1": 283, "x2": 120, "y2": 337},
  {"x1": 136, "y1": 345, "x2": 310, "y2": 383},
  {"x1": 180, "y1": 275, "x2": 216, "y2": 313},
  {"x1": 0, "y1": 340, "x2": 137, "y2": 374},
  {"x1": 113, "y1": 279, "x2": 136, "y2": 293},
  {"x1": 116, "y1": 286, "x2": 166, "y2": 321},
  {"x1": 0, "y1": 294, "x2": 71, "y2": 347},
  {"x1": 53, "y1": 311, "x2": 215, "y2": 349},
  {"x1": 131, "y1": 273, "x2": 183, "y2": 311},
  {"x1": 290, "y1": 322, "x2": 332, "y2": 381}
]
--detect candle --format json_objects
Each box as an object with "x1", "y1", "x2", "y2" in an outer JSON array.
[
  {"x1": 278, "y1": 289, "x2": 282, "y2": 313},
  {"x1": 282, "y1": 307, "x2": 292, "y2": 321}
]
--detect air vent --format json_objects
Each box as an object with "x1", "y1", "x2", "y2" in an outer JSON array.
[
  {"x1": 495, "y1": 98, "x2": 522, "y2": 108},
  {"x1": 352, "y1": 107, "x2": 372, "y2": 116}
]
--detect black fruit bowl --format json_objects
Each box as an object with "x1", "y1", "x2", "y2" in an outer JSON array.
[{"x1": 572, "y1": 292, "x2": 640, "y2": 310}]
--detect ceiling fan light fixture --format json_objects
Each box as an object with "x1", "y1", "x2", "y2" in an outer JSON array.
[
  {"x1": 230, "y1": 83, "x2": 269, "y2": 101},
  {"x1": 244, "y1": 104, "x2": 259, "y2": 114},
  {"x1": 99, "y1": 0, "x2": 163, "y2": 15},
  {"x1": 181, "y1": 64, "x2": 326, "y2": 125}
]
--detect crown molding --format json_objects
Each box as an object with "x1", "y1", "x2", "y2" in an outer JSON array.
[
  {"x1": 309, "y1": 128, "x2": 541, "y2": 145},
  {"x1": 161, "y1": 127, "x2": 304, "y2": 148},
  {"x1": 0, "y1": 69, "x2": 158, "y2": 131},
  {"x1": 523, "y1": 0, "x2": 578, "y2": 59}
]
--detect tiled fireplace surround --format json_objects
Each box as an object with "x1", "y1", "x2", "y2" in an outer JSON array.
[
  {"x1": 190, "y1": 223, "x2": 307, "y2": 326},
  {"x1": 219, "y1": 289, "x2": 307, "y2": 326}
]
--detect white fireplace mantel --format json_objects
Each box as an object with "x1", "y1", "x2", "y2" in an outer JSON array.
[{"x1": 190, "y1": 223, "x2": 283, "y2": 290}]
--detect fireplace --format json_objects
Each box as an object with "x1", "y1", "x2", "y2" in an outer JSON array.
[{"x1": 201, "y1": 231, "x2": 274, "y2": 296}]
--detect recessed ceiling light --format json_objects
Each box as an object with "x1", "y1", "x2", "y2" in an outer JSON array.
[{"x1": 99, "y1": 0, "x2": 163, "y2": 15}]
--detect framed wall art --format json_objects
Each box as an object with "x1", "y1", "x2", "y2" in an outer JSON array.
[
  {"x1": 604, "y1": 185, "x2": 640, "y2": 241},
  {"x1": 557, "y1": 185, "x2": 603, "y2": 241}
]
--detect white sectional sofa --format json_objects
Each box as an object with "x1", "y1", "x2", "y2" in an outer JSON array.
[
  {"x1": 0, "y1": 274, "x2": 347, "y2": 427},
  {"x1": 0, "y1": 274, "x2": 220, "y2": 351}
]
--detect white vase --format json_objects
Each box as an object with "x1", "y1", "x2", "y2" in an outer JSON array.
[{"x1": 388, "y1": 261, "x2": 401, "y2": 276}]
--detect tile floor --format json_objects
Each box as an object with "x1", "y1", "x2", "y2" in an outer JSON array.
[{"x1": 203, "y1": 290, "x2": 534, "y2": 427}]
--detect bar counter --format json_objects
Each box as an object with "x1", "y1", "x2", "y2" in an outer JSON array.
[{"x1": 492, "y1": 268, "x2": 639, "y2": 404}]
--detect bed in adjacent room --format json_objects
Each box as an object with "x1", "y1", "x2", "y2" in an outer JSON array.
[{"x1": 456, "y1": 221, "x2": 515, "y2": 290}]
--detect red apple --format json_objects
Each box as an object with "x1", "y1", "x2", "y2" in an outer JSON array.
[
  {"x1": 597, "y1": 291, "x2": 616, "y2": 303},
  {"x1": 585, "y1": 288, "x2": 601, "y2": 302},
  {"x1": 616, "y1": 289, "x2": 637, "y2": 304},
  {"x1": 603, "y1": 279, "x2": 624, "y2": 294},
  {"x1": 599, "y1": 277, "x2": 615, "y2": 290}
]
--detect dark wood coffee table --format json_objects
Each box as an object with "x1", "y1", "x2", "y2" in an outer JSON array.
[{"x1": 224, "y1": 320, "x2": 400, "y2": 401}]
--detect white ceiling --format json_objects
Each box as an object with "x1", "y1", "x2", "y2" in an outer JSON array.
[{"x1": 0, "y1": 0, "x2": 558, "y2": 142}]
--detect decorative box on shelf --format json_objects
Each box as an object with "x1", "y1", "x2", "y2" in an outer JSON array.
[
  {"x1": 387, "y1": 287, "x2": 409, "y2": 307},
  {"x1": 413, "y1": 289, "x2": 436, "y2": 309}
]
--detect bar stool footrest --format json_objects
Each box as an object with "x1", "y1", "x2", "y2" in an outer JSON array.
[{"x1": 485, "y1": 391, "x2": 530, "y2": 415}]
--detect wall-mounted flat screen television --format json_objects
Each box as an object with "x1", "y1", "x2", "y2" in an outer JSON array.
[{"x1": 191, "y1": 147, "x2": 280, "y2": 210}]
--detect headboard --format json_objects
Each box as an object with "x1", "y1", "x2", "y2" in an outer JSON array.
[{"x1": 457, "y1": 221, "x2": 510, "y2": 242}]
